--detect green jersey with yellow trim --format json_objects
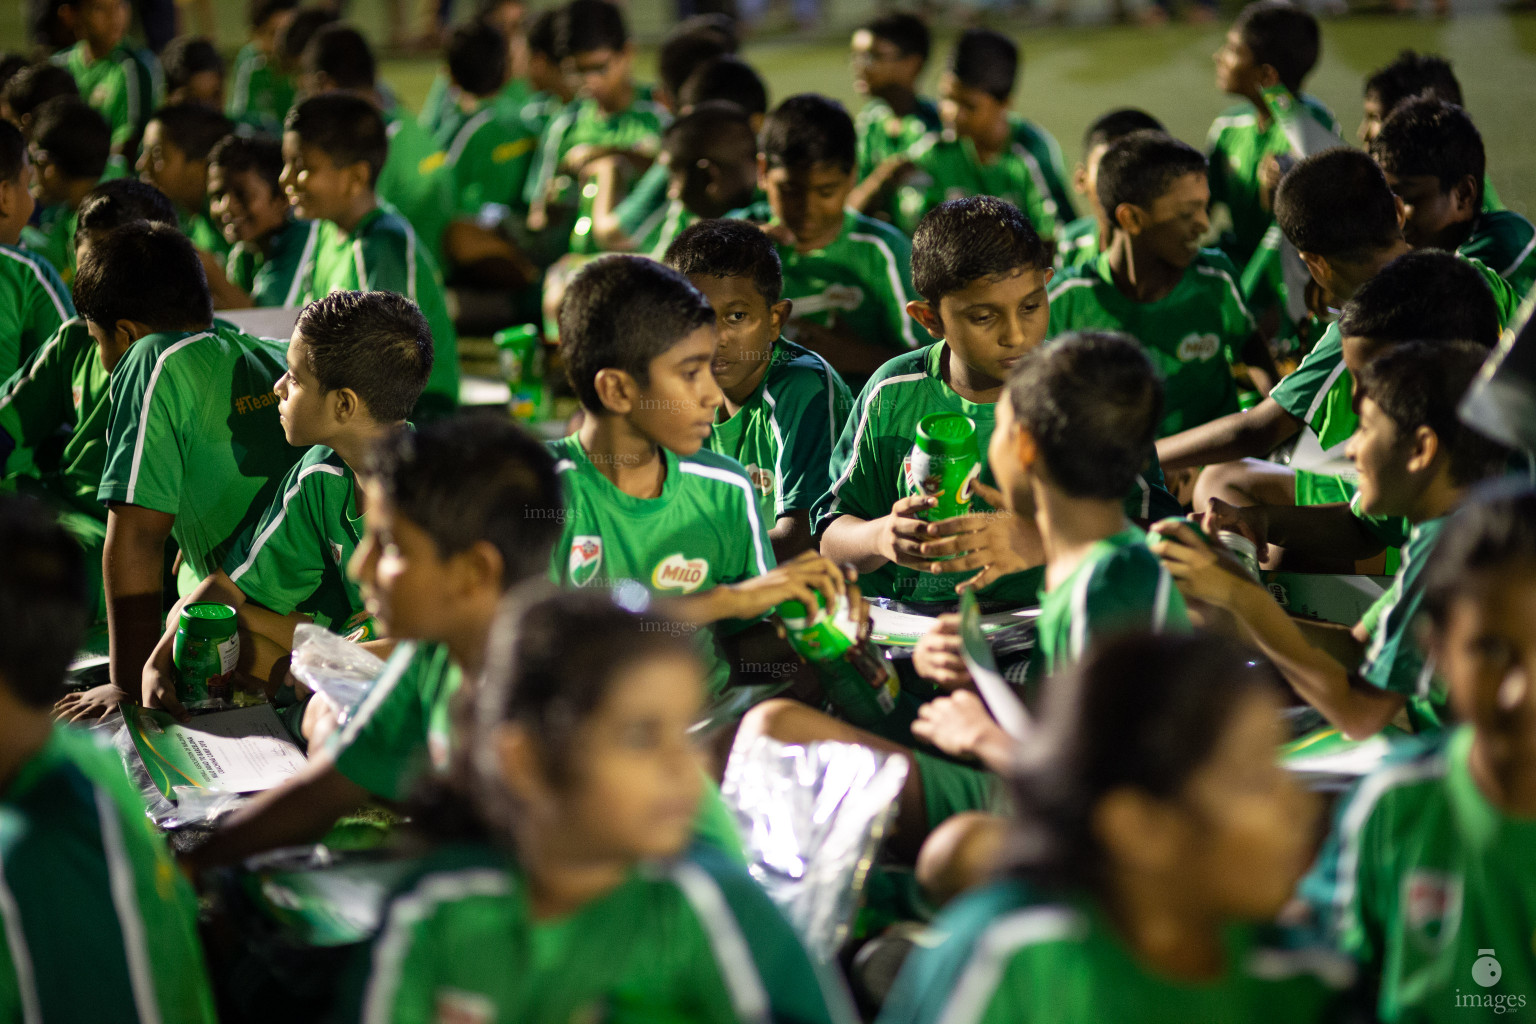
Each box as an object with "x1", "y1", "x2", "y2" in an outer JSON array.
[
  {"x1": 0, "y1": 242, "x2": 73, "y2": 383},
  {"x1": 894, "y1": 117, "x2": 1064, "y2": 238},
  {"x1": 1359, "y1": 516, "x2": 1448, "y2": 731},
  {"x1": 377, "y1": 110, "x2": 454, "y2": 265},
  {"x1": 1303, "y1": 726, "x2": 1536, "y2": 1023},
  {"x1": 704, "y1": 337, "x2": 853, "y2": 529},
  {"x1": 227, "y1": 43, "x2": 295, "y2": 135},
  {"x1": 1458, "y1": 209, "x2": 1536, "y2": 298},
  {"x1": 97, "y1": 323, "x2": 297, "y2": 587},
  {"x1": 1047, "y1": 249, "x2": 1256, "y2": 436},
  {"x1": 226, "y1": 217, "x2": 320, "y2": 309},
  {"x1": 56, "y1": 40, "x2": 161, "y2": 149},
  {"x1": 347, "y1": 842, "x2": 854, "y2": 1024},
  {"x1": 880, "y1": 879, "x2": 1354, "y2": 1024},
  {"x1": 435, "y1": 97, "x2": 539, "y2": 216},
  {"x1": 0, "y1": 726, "x2": 216, "y2": 1024},
  {"x1": 855, "y1": 95, "x2": 943, "y2": 179}
]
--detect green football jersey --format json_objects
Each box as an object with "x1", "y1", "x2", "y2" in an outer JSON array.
[
  {"x1": 416, "y1": 72, "x2": 455, "y2": 138},
  {"x1": 227, "y1": 43, "x2": 295, "y2": 135},
  {"x1": 547, "y1": 434, "x2": 774, "y2": 698},
  {"x1": 880, "y1": 879, "x2": 1354, "y2": 1024},
  {"x1": 97, "y1": 322, "x2": 298, "y2": 587},
  {"x1": 0, "y1": 243, "x2": 72, "y2": 383},
  {"x1": 1030, "y1": 525, "x2": 1190, "y2": 682},
  {"x1": 298, "y1": 206, "x2": 460, "y2": 415},
  {"x1": 1305, "y1": 725, "x2": 1536, "y2": 1023},
  {"x1": 56, "y1": 40, "x2": 160, "y2": 149},
  {"x1": 855, "y1": 95, "x2": 942, "y2": 179},
  {"x1": 349, "y1": 842, "x2": 854, "y2": 1024},
  {"x1": 19, "y1": 202, "x2": 76, "y2": 282},
  {"x1": 1457, "y1": 209, "x2": 1536, "y2": 298},
  {"x1": 1054, "y1": 215, "x2": 1100, "y2": 273},
  {"x1": 178, "y1": 203, "x2": 230, "y2": 262},
  {"x1": 1047, "y1": 249, "x2": 1256, "y2": 436},
  {"x1": 226, "y1": 216, "x2": 320, "y2": 308},
  {"x1": 435, "y1": 98, "x2": 539, "y2": 217},
  {"x1": 0, "y1": 726, "x2": 217, "y2": 1024},
  {"x1": 225, "y1": 444, "x2": 369, "y2": 634},
  {"x1": 731, "y1": 202, "x2": 922, "y2": 357},
  {"x1": 377, "y1": 110, "x2": 454, "y2": 264},
  {"x1": 1359, "y1": 516, "x2": 1448, "y2": 731},
  {"x1": 894, "y1": 120, "x2": 1061, "y2": 238},
  {"x1": 704, "y1": 337, "x2": 854, "y2": 528},
  {"x1": 612, "y1": 159, "x2": 671, "y2": 251},
  {"x1": 633, "y1": 198, "x2": 698, "y2": 259},
  {"x1": 330, "y1": 640, "x2": 461, "y2": 802},
  {"x1": 1206, "y1": 95, "x2": 1340, "y2": 269}
]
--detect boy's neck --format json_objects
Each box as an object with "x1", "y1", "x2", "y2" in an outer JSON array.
[
  {"x1": 1403, "y1": 474, "x2": 1465, "y2": 527},
  {"x1": 516, "y1": 827, "x2": 632, "y2": 920},
  {"x1": 0, "y1": 697, "x2": 54, "y2": 797},
  {"x1": 330, "y1": 194, "x2": 379, "y2": 236},
  {"x1": 941, "y1": 345, "x2": 1004, "y2": 404},
  {"x1": 1243, "y1": 89, "x2": 1273, "y2": 130},
  {"x1": 578, "y1": 411, "x2": 668, "y2": 499},
  {"x1": 85, "y1": 36, "x2": 117, "y2": 62},
  {"x1": 61, "y1": 177, "x2": 98, "y2": 211},
  {"x1": 256, "y1": 213, "x2": 294, "y2": 256},
  {"x1": 596, "y1": 81, "x2": 634, "y2": 117},
  {"x1": 969, "y1": 112, "x2": 1011, "y2": 163},
  {"x1": 1331, "y1": 239, "x2": 1413, "y2": 302},
  {"x1": 328, "y1": 417, "x2": 397, "y2": 476},
  {"x1": 1105, "y1": 872, "x2": 1227, "y2": 983},
  {"x1": 873, "y1": 83, "x2": 918, "y2": 117},
  {"x1": 721, "y1": 354, "x2": 772, "y2": 415},
  {"x1": 1469, "y1": 728, "x2": 1536, "y2": 818},
  {"x1": 1106, "y1": 233, "x2": 1182, "y2": 303},
  {"x1": 441, "y1": 603, "x2": 496, "y2": 682},
  {"x1": 1033, "y1": 483, "x2": 1132, "y2": 591}
]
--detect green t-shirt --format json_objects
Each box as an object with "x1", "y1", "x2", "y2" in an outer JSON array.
[
  {"x1": 225, "y1": 444, "x2": 368, "y2": 634},
  {"x1": 348, "y1": 842, "x2": 854, "y2": 1024},
  {"x1": 330, "y1": 640, "x2": 461, "y2": 802},
  {"x1": 704, "y1": 337, "x2": 854, "y2": 529},
  {"x1": 1458, "y1": 209, "x2": 1536, "y2": 299},
  {"x1": 227, "y1": 216, "x2": 319, "y2": 308},
  {"x1": 56, "y1": 40, "x2": 161, "y2": 149},
  {"x1": 547, "y1": 434, "x2": 775, "y2": 698},
  {"x1": 178, "y1": 203, "x2": 230, "y2": 262},
  {"x1": 730, "y1": 203, "x2": 922, "y2": 358},
  {"x1": 227, "y1": 43, "x2": 295, "y2": 136},
  {"x1": 1359, "y1": 516, "x2": 1448, "y2": 730},
  {"x1": 612, "y1": 159, "x2": 671, "y2": 250},
  {"x1": 1047, "y1": 249, "x2": 1256, "y2": 436},
  {"x1": 0, "y1": 242, "x2": 73, "y2": 383},
  {"x1": 377, "y1": 110, "x2": 454, "y2": 264},
  {"x1": 1055, "y1": 215, "x2": 1100, "y2": 274},
  {"x1": 880, "y1": 878, "x2": 1354, "y2": 1024},
  {"x1": 298, "y1": 206, "x2": 459, "y2": 415},
  {"x1": 632, "y1": 198, "x2": 698, "y2": 259},
  {"x1": 894, "y1": 116, "x2": 1065, "y2": 238},
  {"x1": 97, "y1": 322, "x2": 298, "y2": 585},
  {"x1": 435, "y1": 97, "x2": 539, "y2": 217},
  {"x1": 1030, "y1": 525, "x2": 1191, "y2": 682},
  {"x1": 0, "y1": 726, "x2": 217, "y2": 1023},
  {"x1": 1304, "y1": 725, "x2": 1536, "y2": 1022},
  {"x1": 19, "y1": 203, "x2": 76, "y2": 283},
  {"x1": 855, "y1": 95, "x2": 942, "y2": 179},
  {"x1": 1206, "y1": 95, "x2": 1339, "y2": 269}
]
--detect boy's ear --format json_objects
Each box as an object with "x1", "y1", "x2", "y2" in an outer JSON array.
[
  {"x1": 1012, "y1": 422, "x2": 1040, "y2": 474},
  {"x1": 1451, "y1": 175, "x2": 1479, "y2": 218},
  {"x1": 329, "y1": 385, "x2": 362, "y2": 424},
  {"x1": 1112, "y1": 201, "x2": 1143, "y2": 236},
  {"x1": 1254, "y1": 62, "x2": 1281, "y2": 90},
  {"x1": 495, "y1": 722, "x2": 553, "y2": 808},
  {"x1": 453, "y1": 537, "x2": 508, "y2": 603},
  {"x1": 1405, "y1": 424, "x2": 1443, "y2": 477},
  {"x1": 769, "y1": 298, "x2": 793, "y2": 335},
  {"x1": 755, "y1": 152, "x2": 769, "y2": 189},
  {"x1": 1095, "y1": 789, "x2": 1182, "y2": 874},
  {"x1": 906, "y1": 298, "x2": 944, "y2": 340},
  {"x1": 344, "y1": 159, "x2": 372, "y2": 197},
  {"x1": 1393, "y1": 193, "x2": 1407, "y2": 230},
  {"x1": 592, "y1": 366, "x2": 638, "y2": 415},
  {"x1": 1072, "y1": 162, "x2": 1090, "y2": 197}
]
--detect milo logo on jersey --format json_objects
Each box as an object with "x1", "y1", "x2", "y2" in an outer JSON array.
[
  {"x1": 569, "y1": 536, "x2": 603, "y2": 587},
  {"x1": 1404, "y1": 870, "x2": 1463, "y2": 950},
  {"x1": 651, "y1": 553, "x2": 710, "y2": 593},
  {"x1": 1176, "y1": 332, "x2": 1222, "y2": 362},
  {"x1": 745, "y1": 464, "x2": 774, "y2": 498}
]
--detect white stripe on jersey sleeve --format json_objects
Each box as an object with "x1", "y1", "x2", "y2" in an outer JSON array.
[
  {"x1": 935, "y1": 906, "x2": 1085, "y2": 1024},
  {"x1": 849, "y1": 231, "x2": 920, "y2": 349},
  {"x1": 284, "y1": 221, "x2": 323, "y2": 308},
  {"x1": 0, "y1": 867, "x2": 42, "y2": 1024},
  {"x1": 331, "y1": 641, "x2": 420, "y2": 750},
  {"x1": 95, "y1": 787, "x2": 164, "y2": 1024},
  {"x1": 0, "y1": 248, "x2": 70, "y2": 325},
  {"x1": 227, "y1": 462, "x2": 349, "y2": 583},
  {"x1": 680, "y1": 461, "x2": 770, "y2": 576},
  {"x1": 824, "y1": 371, "x2": 927, "y2": 504},
  {"x1": 1194, "y1": 263, "x2": 1257, "y2": 332},
  {"x1": 669, "y1": 861, "x2": 772, "y2": 1024},
  {"x1": 760, "y1": 388, "x2": 788, "y2": 517},
  {"x1": 124, "y1": 332, "x2": 212, "y2": 505}
]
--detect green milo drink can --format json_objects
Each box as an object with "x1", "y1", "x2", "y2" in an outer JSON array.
[
  {"x1": 173, "y1": 603, "x2": 239, "y2": 706},
  {"x1": 778, "y1": 591, "x2": 856, "y2": 662},
  {"x1": 907, "y1": 412, "x2": 982, "y2": 521}
]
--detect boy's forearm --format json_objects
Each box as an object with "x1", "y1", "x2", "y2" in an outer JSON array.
[
  {"x1": 185, "y1": 757, "x2": 368, "y2": 874},
  {"x1": 1156, "y1": 398, "x2": 1301, "y2": 472},
  {"x1": 1262, "y1": 503, "x2": 1387, "y2": 562},
  {"x1": 819, "y1": 514, "x2": 888, "y2": 574},
  {"x1": 104, "y1": 507, "x2": 174, "y2": 696},
  {"x1": 769, "y1": 510, "x2": 814, "y2": 562}
]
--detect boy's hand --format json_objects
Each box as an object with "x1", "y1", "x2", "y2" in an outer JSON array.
[
  {"x1": 142, "y1": 647, "x2": 189, "y2": 721},
  {"x1": 911, "y1": 690, "x2": 1009, "y2": 762},
  {"x1": 721, "y1": 549, "x2": 848, "y2": 622},
  {"x1": 913, "y1": 613, "x2": 972, "y2": 689},
  {"x1": 949, "y1": 482, "x2": 1043, "y2": 591},
  {"x1": 52, "y1": 683, "x2": 129, "y2": 723},
  {"x1": 1147, "y1": 520, "x2": 1254, "y2": 609},
  {"x1": 875, "y1": 494, "x2": 944, "y2": 570},
  {"x1": 1195, "y1": 497, "x2": 1270, "y2": 563}
]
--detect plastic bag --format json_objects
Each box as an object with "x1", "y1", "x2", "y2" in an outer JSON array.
[
  {"x1": 288, "y1": 625, "x2": 386, "y2": 726},
  {"x1": 100, "y1": 710, "x2": 250, "y2": 829},
  {"x1": 720, "y1": 735, "x2": 909, "y2": 962}
]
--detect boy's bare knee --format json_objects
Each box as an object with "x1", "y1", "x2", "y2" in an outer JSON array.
[
  {"x1": 915, "y1": 811, "x2": 1009, "y2": 908},
  {"x1": 737, "y1": 697, "x2": 825, "y2": 747}
]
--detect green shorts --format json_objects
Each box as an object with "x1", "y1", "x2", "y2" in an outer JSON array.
[
  {"x1": 913, "y1": 750, "x2": 1006, "y2": 832},
  {"x1": 1293, "y1": 468, "x2": 1355, "y2": 507}
]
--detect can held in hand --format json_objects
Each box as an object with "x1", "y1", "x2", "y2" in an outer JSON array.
[
  {"x1": 907, "y1": 412, "x2": 982, "y2": 521},
  {"x1": 778, "y1": 591, "x2": 857, "y2": 662},
  {"x1": 1217, "y1": 530, "x2": 1263, "y2": 581},
  {"x1": 492, "y1": 324, "x2": 545, "y2": 421},
  {"x1": 173, "y1": 603, "x2": 239, "y2": 707}
]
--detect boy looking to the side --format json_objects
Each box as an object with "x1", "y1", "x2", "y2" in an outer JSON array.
[
  {"x1": 19, "y1": 97, "x2": 111, "y2": 282},
  {"x1": 207, "y1": 133, "x2": 318, "y2": 309},
  {"x1": 0, "y1": 120, "x2": 72, "y2": 385},
  {"x1": 624, "y1": 101, "x2": 759, "y2": 259},
  {"x1": 227, "y1": 0, "x2": 299, "y2": 135},
  {"x1": 53, "y1": 0, "x2": 161, "y2": 154},
  {"x1": 1055, "y1": 107, "x2": 1165, "y2": 273},
  {"x1": 664, "y1": 218, "x2": 853, "y2": 561},
  {"x1": 434, "y1": 19, "x2": 538, "y2": 223},
  {"x1": 161, "y1": 35, "x2": 225, "y2": 110},
  {"x1": 135, "y1": 102, "x2": 235, "y2": 260},
  {"x1": 0, "y1": 63, "x2": 79, "y2": 139},
  {"x1": 1048, "y1": 130, "x2": 1278, "y2": 437},
  {"x1": 846, "y1": 13, "x2": 940, "y2": 215}
]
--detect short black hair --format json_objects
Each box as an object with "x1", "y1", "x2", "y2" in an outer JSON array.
[
  {"x1": 73, "y1": 221, "x2": 213, "y2": 332},
  {"x1": 365, "y1": 414, "x2": 562, "y2": 589},
  {"x1": 951, "y1": 29, "x2": 1017, "y2": 104},
  {"x1": 657, "y1": 24, "x2": 732, "y2": 99},
  {"x1": 276, "y1": 6, "x2": 340, "y2": 65},
  {"x1": 1365, "y1": 50, "x2": 1462, "y2": 111},
  {"x1": 559, "y1": 255, "x2": 715, "y2": 413},
  {"x1": 447, "y1": 19, "x2": 509, "y2": 97},
  {"x1": 759, "y1": 93, "x2": 856, "y2": 175},
  {"x1": 74, "y1": 179, "x2": 178, "y2": 244},
  {"x1": 1422, "y1": 482, "x2": 1536, "y2": 629},
  {"x1": 32, "y1": 97, "x2": 110, "y2": 180},
  {"x1": 208, "y1": 132, "x2": 282, "y2": 195},
  {"x1": 1082, "y1": 107, "x2": 1165, "y2": 153},
  {"x1": 304, "y1": 23, "x2": 376, "y2": 90},
  {"x1": 147, "y1": 103, "x2": 234, "y2": 162},
  {"x1": 0, "y1": 495, "x2": 88, "y2": 709},
  {"x1": 294, "y1": 290, "x2": 433, "y2": 421},
  {"x1": 1095, "y1": 130, "x2": 1206, "y2": 218},
  {"x1": 558, "y1": 0, "x2": 628, "y2": 57},
  {"x1": 665, "y1": 217, "x2": 783, "y2": 306},
  {"x1": 285, "y1": 93, "x2": 387, "y2": 187},
  {"x1": 1337, "y1": 249, "x2": 1499, "y2": 350},
  {"x1": 661, "y1": 99, "x2": 757, "y2": 187},
  {"x1": 1274, "y1": 147, "x2": 1401, "y2": 261},
  {"x1": 526, "y1": 8, "x2": 562, "y2": 60},
  {"x1": 1369, "y1": 96, "x2": 1485, "y2": 209},
  {"x1": 1233, "y1": 1, "x2": 1320, "y2": 93},
  {"x1": 865, "y1": 12, "x2": 930, "y2": 63},
  {"x1": 249, "y1": 0, "x2": 300, "y2": 31},
  {"x1": 1356, "y1": 339, "x2": 1510, "y2": 487},
  {"x1": 1005, "y1": 331, "x2": 1163, "y2": 500},
  {"x1": 678, "y1": 56, "x2": 768, "y2": 118},
  {"x1": 911, "y1": 195, "x2": 1050, "y2": 305},
  {"x1": 161, "y1": 35, "x2": 225, "y2": 93},
  {"x1": 1, "y1": 62, "x2": 78, "y2": 123},
  {"x1": 0, "y1": 119, "x2": 24, "y2": 184}
]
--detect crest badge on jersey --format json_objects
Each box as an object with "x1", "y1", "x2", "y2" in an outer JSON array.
[
  {"x1": 651, "y1": 553, "x2": 709, "y2": 593},
  {"x1": 569, "y1": 536, "x2": 603, "y2": 587},
  {"x1": 330, "y1": 540, "x2": 344, "y2": 566},
  {"x1": 433, "y1": 988, "x2": 495, "y2": 1024},
  {"x1": 1403, "y1": 870, "x2": 1463, "y2": 952}
]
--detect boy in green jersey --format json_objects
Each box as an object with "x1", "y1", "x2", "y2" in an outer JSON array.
[
  {"x1": 228, "y1": 0, "x2": 298, "y2": 134},
  {"x1": 1054, "y1": 108, "x2": 1164, "y2": 274},
  {"x1": 18, "y1": 98, "x2": 110, "y2": 282},
  {"x1": 346, "y1": 589, "x2": 854, "y2": 1024},
  {"x1": 1207, "y1": 1, "x2": 1335, "y2": 271},
  {"x1": 1304, "y1": 485, "x2": 1536, "y2": 1023},
  {"x1": 282, "y1": 93, "x2": 460, "y2": 419},
  {"x1": 160, "y1": 36, "x2": 224, "y2": 111},
  {"x1": 139, "y1": 291, "x2": 432, "y2": 721},
  {"x1": 135, "y1": 103, "x2": 234, "y2": 261},
  {"x1": 206, "y1": 134, "x2": 318, "y2": 309},
  {"x1": 733, "y1": 93, "x2": 919, "y2": 384},
  {"x1": 1048, "y1": 131, "x2": 1279, "y2": 437},
  {"x1": 417, "y1": 0, "x2": 533, "y2": 138},
  {"x1": 623, "y1": 103, "x2": 758, "y2": 259},
  {"x1": 846, "y1": 13, "x2": 941, "y2": 215},
  {"x1": 0, "y1": 497, "x2": 217, "y2": 1024},
  {"x1": 892, "y1": 29, "x2": 1072, "y2": 239},
  {"x1": 0, "y1": 63, "x2": 80, "y2": 140},
  {"x1": 53, "y1": 0, "x2": 161, "y2": 153},
  {"x1": 1154, "y1": 341, "x2": 1511, "y2": 740},
  {"x1": 65, "y1": 223, "x2": 298, "y2": 719},
  {"x1": 0, "y1": 123, "x2": 72, "y2": 383},
  {"x1": 880, "y1": 634, "x2": 1351, "y2": 1024},
  {"x1": 665, "y1": 218, "x2": 853, "y2": 561},
  {"x1": 1370, "y1": 98, "x2": 1536, "y2": 297},
  {"x1": 433, "y1": 20, "x2": 538, "y2": 221}
]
